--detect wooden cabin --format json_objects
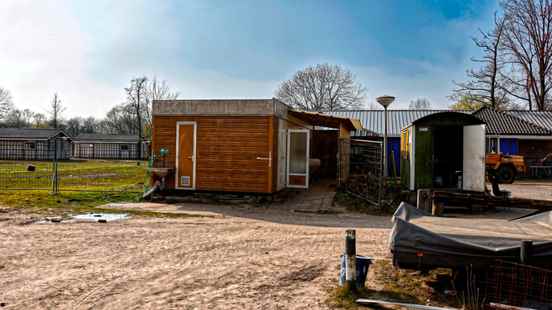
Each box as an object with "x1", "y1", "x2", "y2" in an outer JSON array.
[
  {"x1": 150, "y1": 99, "x2": 362, "y2": 193},
  {"x1": 400, "y1": 112, "x2": 486, "y2": 192}
]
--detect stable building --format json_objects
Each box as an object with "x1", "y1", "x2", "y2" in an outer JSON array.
[
  {"x1": 473, "y1": 107, "x2": 552, "y2": 166},
  {"x1": 0, "y1": 128, "x2": 71, "y2": 160},
  {"x1": 72, "y1": 133, "x2": 149, "y2": 160},
  {"x1": 150, "y1": 99, "x2": 362, "y2": 193}
]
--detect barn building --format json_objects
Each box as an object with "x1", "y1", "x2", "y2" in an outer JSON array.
[
  {"x1": 473, "y1": 107, "x2": 552, "y2": 166},
  {"x1": 150, "y1": 99, "x2": 362, "y2": 193},
  {"x1": 0, "y1": 128, "x2": 71, "y2": 160},
  {"x1": 71, "y1": 133, "x2": 149, "y2": 160}
]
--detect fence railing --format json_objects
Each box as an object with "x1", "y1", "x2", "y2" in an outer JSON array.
[
  {"x1": 72, "y1": 142, "x2": 149, "y2": 160},
  {"x1": 0, "y1": 138, "x2": 148, "y2": 193},
  {"x1": 482, "y1": 260, "x2": 552, "y2": 307},
  {"x1": 339, "y1": 139, "x2": 383, "y2": 206}
]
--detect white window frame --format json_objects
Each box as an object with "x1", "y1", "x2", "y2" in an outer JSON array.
[
  {"x1": 286, "y1": 128, "x2": 310, "y2": 189},
  {"x1": 175, "y1": 121, "x2": 197, "y2": 190}
]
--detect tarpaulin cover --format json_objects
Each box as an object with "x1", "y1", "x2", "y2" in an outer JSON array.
[{"x1": 389, "y1": 202, "x2": 552, "y2": 270}]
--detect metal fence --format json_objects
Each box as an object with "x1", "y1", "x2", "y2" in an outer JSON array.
[
  {"x1": 72, "y1": 142, "x2": 149, "y2": 160},
  {"x1": 481, "y1": 260, "x2": 552, "y2": 307},
  {"x1": 339, "y1": 139, "x2": 383, "y2": 206},
  {"x1": 0, "y1": 137, "x2": 148, "y2": 193}
]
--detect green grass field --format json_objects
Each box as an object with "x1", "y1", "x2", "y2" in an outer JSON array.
[
  {"x1": 0, "y1": 160, "x2": 149, "y2": 214},
  {"x1": 0, "y1": 160, "x2": 148, "y2": 191}
]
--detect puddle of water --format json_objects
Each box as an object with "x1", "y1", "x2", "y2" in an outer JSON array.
[{"x1": 72, "y1": 213, "x2": 129, "y2": 223}]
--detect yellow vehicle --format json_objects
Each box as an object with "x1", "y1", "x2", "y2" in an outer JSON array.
[{"x1": 486, "y1": 153, "x2": 526, "y2": 184}]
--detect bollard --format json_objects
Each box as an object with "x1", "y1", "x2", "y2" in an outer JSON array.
[
  {"x1": 520, "y1": 240, "x2": 533, "y2": 264},
  {"x1": 345, "y1": 229, "x2": 357, "y2": 290}
]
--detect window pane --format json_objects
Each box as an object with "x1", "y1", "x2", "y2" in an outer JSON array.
[{"x1": 289, "y1": 132, "x2": 307, "y2": 174}]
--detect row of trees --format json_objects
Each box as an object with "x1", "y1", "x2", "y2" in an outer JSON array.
[
  {"x1": 0, "y1": 77, "x2": 179, "y2": 138},
  {"x1": 453, "y1": 0, "x2": 552, "y2": 111}
]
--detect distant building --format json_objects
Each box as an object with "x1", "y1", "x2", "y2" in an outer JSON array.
[
  {"x1": 328, "y1": 108, "x2": 552, "y2": 176},
  {"x1": 71, "y1": 133, "x2": 148, "y2": 160},
  {"x1": 0, "y1": 128, "x2": 71, "y2": 160},
  {"x1": 473, "y1": 107, "x2": 552, "y2": 166},
  {"x1": 328, "y1": 109, "x2": 458, "y2": 176}
]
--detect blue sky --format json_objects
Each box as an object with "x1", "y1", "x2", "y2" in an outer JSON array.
[{"x1": 0, "y1": 0, "x2": 498, "y2": 117}]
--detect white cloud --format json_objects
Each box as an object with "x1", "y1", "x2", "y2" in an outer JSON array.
[
  {"x1": 0, "y1": 0, "x2": 491, "y2": 119},
  {"x1": 0, "y1": 1, "x2": 282, "y2": 118}
]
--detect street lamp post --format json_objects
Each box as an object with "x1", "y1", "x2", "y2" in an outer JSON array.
[{"x1": 376, "y1": 96, "x2": 395, "y2": 178}]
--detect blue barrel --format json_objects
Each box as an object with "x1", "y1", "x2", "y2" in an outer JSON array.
[{"x1": 339, "y1": 255, "x2": 373, "y2": 288}]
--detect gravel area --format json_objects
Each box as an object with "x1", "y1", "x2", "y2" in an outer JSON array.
[{"x1": 0, "y1": 203, "x2": 391, "y2": 310}]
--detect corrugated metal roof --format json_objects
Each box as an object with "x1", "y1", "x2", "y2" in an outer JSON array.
[
  {"x1": 328, "y1": 110, "x2": 453, "y2": 137},
  {"x1": 473, "y1": 107, "x2": 552, "y2": 136},
  {"x1": 507, "y1": 110, "x2": 552, "y2": 130},
  {"x1": 328, "y1": 108, "x2": 552, "y2": 137},
  {"x1": 0, "y1": 128, "x2": 68, "y2": 140}
]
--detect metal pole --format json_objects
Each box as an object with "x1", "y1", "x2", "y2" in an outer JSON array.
[
  {"x1": 51, "y1": 138, "x2": 59, "y2": 195},
  {"x1": 345, "y1": 229, "x2": 357, "y2": 290},
  {"x1": 520, "y1": 240, "x2": 533, "y2": 264},
  {"x1": 383, "y1": 106, "x2": 388, "y2": 177}
]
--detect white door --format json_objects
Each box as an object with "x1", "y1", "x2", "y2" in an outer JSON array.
[
  {"x1": 463, "y1": 124, "x2": 486, "y2": 191},
  {"x1": 286, "y1": 129, "x2": 310, "y2": 189}
]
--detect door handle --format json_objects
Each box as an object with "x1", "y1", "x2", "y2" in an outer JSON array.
[{"x1": 256, "y1": 152, "x2": 272, "y2": 167}]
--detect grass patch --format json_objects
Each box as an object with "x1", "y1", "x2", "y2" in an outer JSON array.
[
  {"x1": 326, "y1": 260, "x2": 460, "y2": 309},
  {"x1": 0, "y1": 190, "x2": 200, "y2": 219},
  {"x1": 334, "y1": 191, "x2": 396, "y2": 216},
  {"x1": 0, "y1": 160, "x2": 147, "y2": 192}
]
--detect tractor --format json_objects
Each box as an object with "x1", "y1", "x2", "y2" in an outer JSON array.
[{"x1": 485, "y1": 153, "x2": 526, "y2": 184}]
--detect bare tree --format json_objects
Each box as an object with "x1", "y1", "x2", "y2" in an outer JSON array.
[
  {"x1": 32, "y1": 113, "x2": 47, "y2": 128},
  {"x1": 21, "y1": 109, "x2": 34, "y2": 126},
  {"x1": 48, "y1": 93, "x2": 65, "y2": 128},
  {"x1": 452, "y1": 14, "x2": 510, "y2": 109},
  {"x1": 143, "y1": 77, "x2": 179, "y2": 136},
  {"x1": 275, "y1": 63, "x2": 366, "y2": 111},
  {"x1": 65, "y1": 117, "x2": 82, "y2": 136},
  {"x1": 100, "y1": 104, "x2": 136, "y2": 135},
  {"x1": 501, "y1": 0, "x2": 552, "y2": 110},
  {"x1": 409, "y1": 98, "x2": 432, "y2": 109},
  {"x1": 0, "y1": 87, "x2": 14, "y2": 119},
  {"x1": 125, "y1": 77, "x2": 148, "y2": 158}
]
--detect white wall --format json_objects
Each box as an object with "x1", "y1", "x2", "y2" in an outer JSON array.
[{"x1": 463, "y1": 124, "x2": 486, "y2": 192}]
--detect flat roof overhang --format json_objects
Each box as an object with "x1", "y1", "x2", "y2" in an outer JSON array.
[{"x1": 288, "y1": 110, "x2": 363, "y2": 131}]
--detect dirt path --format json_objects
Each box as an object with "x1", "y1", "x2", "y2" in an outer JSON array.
[{"x1": 0, "y1": 204, "x2": 391, "y2": 309}]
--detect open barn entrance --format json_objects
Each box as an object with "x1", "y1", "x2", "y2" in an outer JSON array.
[
  {"x1": 309, "y1": 130, "x2": 338, "y2": 184},
  {"x1": 432, "y1": 126, "x2": 463, "y2": 188}
]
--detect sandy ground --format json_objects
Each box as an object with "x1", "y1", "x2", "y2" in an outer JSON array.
[
  {"x1": 499, "y1": 180, "x2": 552, "y2": 201},
  {"x1": 0, "y1": 203, "x2": 391, "y2": 310},
  {"x1": 2, "y1": 181, "x2": 550, "y2": 309}
]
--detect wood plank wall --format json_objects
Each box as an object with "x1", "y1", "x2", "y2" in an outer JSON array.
[{"x1": 152, "y1": 115, "x2": 275, "y2": 193}]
